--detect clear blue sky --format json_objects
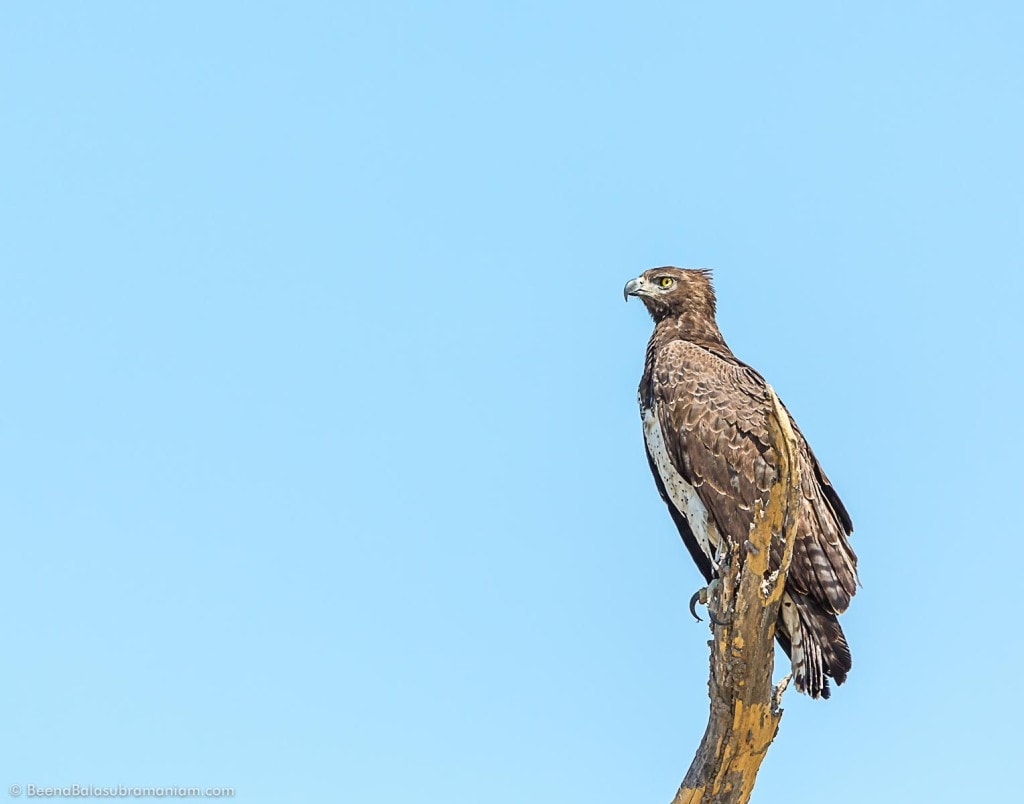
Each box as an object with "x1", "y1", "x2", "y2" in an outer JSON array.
[{"x1": 2, "y1": 2, "x2": 1021, "y2": 802}]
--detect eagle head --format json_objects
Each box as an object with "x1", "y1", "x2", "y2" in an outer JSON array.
[{"x1": 623, "y1": 267, "x2": 717, "y2": 323}]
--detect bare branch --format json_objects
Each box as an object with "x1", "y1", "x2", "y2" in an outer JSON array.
[{"x1": 671, "y1": 386, "x2": 801, "y2": 804}]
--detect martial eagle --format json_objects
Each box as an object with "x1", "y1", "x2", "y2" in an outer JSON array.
[{"x1": 625, "y1": 267, "x2": 858, "y2": 699}]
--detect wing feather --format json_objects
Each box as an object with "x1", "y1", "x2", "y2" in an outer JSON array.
[{"x1": 651, "y1": 340, "x2": 859, "y2": 617}]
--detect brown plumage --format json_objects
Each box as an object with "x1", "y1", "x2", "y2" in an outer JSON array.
[{"x1": 625, "y1": 267, "x2": 858, "y2": 698}]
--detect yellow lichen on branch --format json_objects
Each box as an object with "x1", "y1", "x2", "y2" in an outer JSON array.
[{"x1": 671, "y1": 387, "x2": 801, "y2": 804}]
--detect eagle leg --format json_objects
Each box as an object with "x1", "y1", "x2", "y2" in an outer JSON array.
[
  {"x1": 688, "y1": 579, "x2": 731, "y2": 626},
  {"x1": 710, "y1": 540, "x2": 731, "y2": 574}
]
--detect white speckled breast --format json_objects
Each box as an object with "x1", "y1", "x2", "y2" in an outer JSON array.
[{"x1": 643, "y1": 404, "x2": 721, "y2": 559}]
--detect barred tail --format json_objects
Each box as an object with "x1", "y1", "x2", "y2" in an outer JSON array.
[{"x1": 777, "y1": 591, "x2": 852, "y2": 700}]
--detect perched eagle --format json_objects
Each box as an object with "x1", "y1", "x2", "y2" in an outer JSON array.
[{"x1": 625, "y1": 267, "x2": 858, "y2": 699}]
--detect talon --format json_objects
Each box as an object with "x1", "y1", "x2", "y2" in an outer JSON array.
[
  {"x1": 688, "y1": 590, "x2": 703, "y2": 622},
  {"x1": 705, "y1": 579, "x2": 733, "y2": 625},
  {"x1": 689, "y1": 580, "x2": 732, "y2": 626}
]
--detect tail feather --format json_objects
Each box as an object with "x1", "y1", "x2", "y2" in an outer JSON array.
[{"x1": 777, "y1": 591, "x2": 851, "y2": 700}]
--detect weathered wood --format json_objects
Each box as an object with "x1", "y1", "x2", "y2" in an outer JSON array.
[{"x1": 671, "y1": 387, "x2": 801, "y2": 804}]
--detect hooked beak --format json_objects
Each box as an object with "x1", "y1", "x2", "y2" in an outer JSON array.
[{"x1": 623, "y1": 277, "x2": 645, "y2": 302}]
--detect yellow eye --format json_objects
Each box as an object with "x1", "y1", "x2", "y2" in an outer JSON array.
[{"x1": 659, "y1": 277, "x2": 674, "y2": 288}]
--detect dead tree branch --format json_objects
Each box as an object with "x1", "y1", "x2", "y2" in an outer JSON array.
[{"x1": 671, "y1": 386, "x2": 801, "y2": 804}]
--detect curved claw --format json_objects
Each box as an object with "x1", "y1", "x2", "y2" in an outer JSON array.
[
  {"x1": 689, "y1": 581, "x2": 732, "y2": 626},
  {"x1": 688, "y1": 590, "x2": 703, "y2": 622}
]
